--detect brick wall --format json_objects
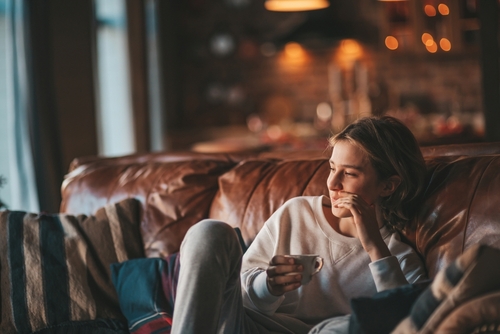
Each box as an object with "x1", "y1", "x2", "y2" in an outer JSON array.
[{"x1": 171, "y1": 0, "x2": 483, "y2": 147}]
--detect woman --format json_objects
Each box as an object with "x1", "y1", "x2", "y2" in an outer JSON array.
[{"x1": 171, "y1": 116, "x2": 428, "y2": 334}]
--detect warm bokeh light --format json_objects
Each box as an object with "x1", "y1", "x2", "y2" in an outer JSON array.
[
  {"x1": 341, "y1": 39, "x2": 362, "y2": 54},
  {"x1": 316, "y1": 102, "x2": 332, "y2": 121},
  {"x1": 438, "y1": 4, "x2": 450, "y2": 15},
  {"x1": 279, "y1": 42, "x2": 308, "y2": 69},
  {"x1": 421, "y1": 33, "x2": 434, "y2": 46},
  {"x1": 266, "y1": 125, "x2": 283, "y2": 140},
  {"x1": 265, "y1": 0, "x2": 329, "y2": 12},
  {"x1": 424, "y1": 5, "x2": 437, "y2": 16},
  {"x1": 385, "y1": 36, "x2": 399, "y2": 50},
  {"x1": 426, "y1": 41, "x2": 438, "y2": 53},
  {"x1": 440, "y1": 38, "x2": 452, "y2": 51},
  {"x1": 246, "y1": 114, "x2": 263, "y2": 132},
  {"x1": 284, "y1": 42, "x2": 305, "y2": 58},
  {"x1": 333, "y1": 39, "x2": 364, "y2": 70}
]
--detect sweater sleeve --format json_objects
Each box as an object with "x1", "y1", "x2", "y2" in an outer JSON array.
[
  {"x1": 240, "y1": 198, "x2": 307, "y2": 315},
  {"x1": 241, "y1": 221, "x2": 285, "y2": 315},
  {"x1": 369, "y1": 233, "x2": 428, "y2": 292},
  {"x1": 369, "y1": 256, "x2": 409, "y2": 291},
  {"x1": 241, "y1": 269, "x2": 285, "y2": 315}
]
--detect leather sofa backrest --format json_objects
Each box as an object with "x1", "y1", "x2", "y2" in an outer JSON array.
[{"x1": 61, "y1": 142, "x2": 500, "y2": 278}]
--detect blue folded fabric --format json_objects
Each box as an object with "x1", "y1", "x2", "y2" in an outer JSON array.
[
  {"x1": 110, "y1": 254, "x2": 179, "y2": 334},
  {"x1": 110, "y1": 226, "x2": 246, "y2": 334}
]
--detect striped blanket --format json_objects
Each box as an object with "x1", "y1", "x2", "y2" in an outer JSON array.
[{"x1": 0, "y1": 198, "x2": 144, "y2": 333}]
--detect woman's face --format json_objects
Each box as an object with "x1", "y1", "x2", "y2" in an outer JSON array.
[{"x1": 327, "y1": 140, "x2": 387, "y2": 218}]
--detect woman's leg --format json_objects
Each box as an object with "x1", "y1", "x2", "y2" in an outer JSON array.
[
  {"x1": 308, "y1": 315, "x2": 350, "y2": 334},
  {"x1": 171, "y1": 220, "x2": 255, "y2": 334}
]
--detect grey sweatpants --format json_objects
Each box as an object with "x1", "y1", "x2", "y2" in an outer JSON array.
[
  {"x1": 170, "y1": 219, "x2": 346, "y2": 334},
  {"x1": 171, "y1": 220, "x2": 272, "y2": 334}
]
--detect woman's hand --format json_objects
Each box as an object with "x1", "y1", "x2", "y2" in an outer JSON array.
[
  {"x1": 333, "y1": 191, "x2": 391, "y2": 261},
  {"x1": 266, "y1": 255, "x2": 303, "y2": 296}
]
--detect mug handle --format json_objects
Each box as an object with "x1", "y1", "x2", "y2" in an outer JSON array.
[{"x1": 311, "y1": 257, "x2": 323, "y2": 276}]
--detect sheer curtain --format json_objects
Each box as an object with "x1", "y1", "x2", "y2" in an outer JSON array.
[{"x1": 4, "y1": 0, "x2": 38, "y2": 211}]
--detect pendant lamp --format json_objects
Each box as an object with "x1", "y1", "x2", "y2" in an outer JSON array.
[{"x1": 265, "y1": 0, "x2": 330, "y2": 12}]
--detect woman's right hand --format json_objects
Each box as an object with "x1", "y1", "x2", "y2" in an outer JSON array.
[{"x1": 266, "y1": 255, "x2": 303, "y2": 296}]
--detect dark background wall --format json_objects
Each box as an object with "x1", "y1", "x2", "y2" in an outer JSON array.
[
  {"x1": 163, "y1": 0, "x2": 489, "y2": 148},
  {"x1": 26, "y1": 0, "x2": 499, "y2": 212}
]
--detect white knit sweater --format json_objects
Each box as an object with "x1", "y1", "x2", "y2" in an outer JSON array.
[{"x1": 241, "y1": 196, "x2": 427, "y2": 328}]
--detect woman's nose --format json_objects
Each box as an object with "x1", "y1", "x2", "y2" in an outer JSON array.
[{"x1": 327, "y1": 173, "x2": 342, "y2": 190}]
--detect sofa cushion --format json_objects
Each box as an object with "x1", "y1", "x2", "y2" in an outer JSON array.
[
  {"x1": 0, "y1": 198, "x2": 144, "y2": 334},
  {"x1": 61, "y1": 159, "x2": 236, "y2": 258},
  {"x1": 210, "y1": 158, "x2": 329, "y2": 246},
  {"x1": 410, "y1": 155, "x2": 500, "y2": 278}
]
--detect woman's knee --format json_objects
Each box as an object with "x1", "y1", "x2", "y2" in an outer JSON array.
[{"x1": 181, "y1": 219, "x2": 241, "y2": 255}]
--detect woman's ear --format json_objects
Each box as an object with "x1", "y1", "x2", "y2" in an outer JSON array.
[{"x1": 380, "y1": 175, "x2": 401, "y2": 197}]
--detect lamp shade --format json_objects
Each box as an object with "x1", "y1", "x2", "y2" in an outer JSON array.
[{"x1": 265, "y1": 0, "x2": 330, "y2": 12}]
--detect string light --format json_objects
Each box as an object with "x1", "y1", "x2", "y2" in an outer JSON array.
[
  {"x1": 438, "y1": 4, "x2": 450, "y2": 15},
  {"x1": 422, "y1": 33, "x2": 434, "y2": 46},
  {"x1": 426, "y1": 41, "x2": 438, "y2": 53},
  {"x1": 440, "y1": 38, "x2": 452, "y2": 51},
  {"x1": 385, "y1": 36, "x2": 399, "y2": 50},
  {"x1": 424, "y1": 5, "x2": 437, "y2": 16}
]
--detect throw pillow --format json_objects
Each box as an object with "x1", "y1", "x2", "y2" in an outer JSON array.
[
  {"x1": 110, "y1": 253, "x2": 180, "y2": 334},
  {"x1": 0, "y1": 198, "x2": 144, "y2": 334},
  {"x1": 392, "y1": 244, "x2": 500, "y2": 333}
]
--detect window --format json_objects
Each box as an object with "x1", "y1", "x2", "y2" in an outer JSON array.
[
  {"x1": 0, "y1": 0, "x2": 38, "y2": 211},
  {"x1": 94, "y1": 0, "x2": 136, "y2": 157},
  {"x1": 0, "y1": 0, "x2": 9, "y2": 207}
]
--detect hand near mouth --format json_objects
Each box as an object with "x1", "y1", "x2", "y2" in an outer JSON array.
[{"x1": 332, "y1": 191, "x2": 391, "y2": 261}]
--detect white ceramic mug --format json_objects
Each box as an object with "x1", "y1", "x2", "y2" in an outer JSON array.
[{"x1": 284, "y1": 254, "x2": 324, "y2": 285}]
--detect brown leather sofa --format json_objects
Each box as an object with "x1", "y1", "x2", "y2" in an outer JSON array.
[{"x1": 60, "y1": 142, "x2": 500, "y2": 333}]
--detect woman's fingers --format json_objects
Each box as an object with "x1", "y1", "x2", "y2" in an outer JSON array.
[
  {"x1": 267, "y1": 273, "x2": 302, "y2": 286},
  {"x1": 333, "y1": 197, "x2": 363, "y2": 215},
  {"x1": 266, "y1": 255, "x2": 304, "y2": 295},
  {"x1": 267, "y1": 273, "x2": 302, "y2": 295},
  {"x1": 333, "y1": 193, "x2": 371, "y2": 214},
  {"x1": 270, "y1": 255, "x2": 294, "y2": 266},
  {"x1": 267, "y1": 264, "x2": 300, "y2": 276}
]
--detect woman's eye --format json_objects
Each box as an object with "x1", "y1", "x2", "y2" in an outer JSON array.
[{"x1": 345, "y1": 171, "x2": 356, "y2": 176}]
